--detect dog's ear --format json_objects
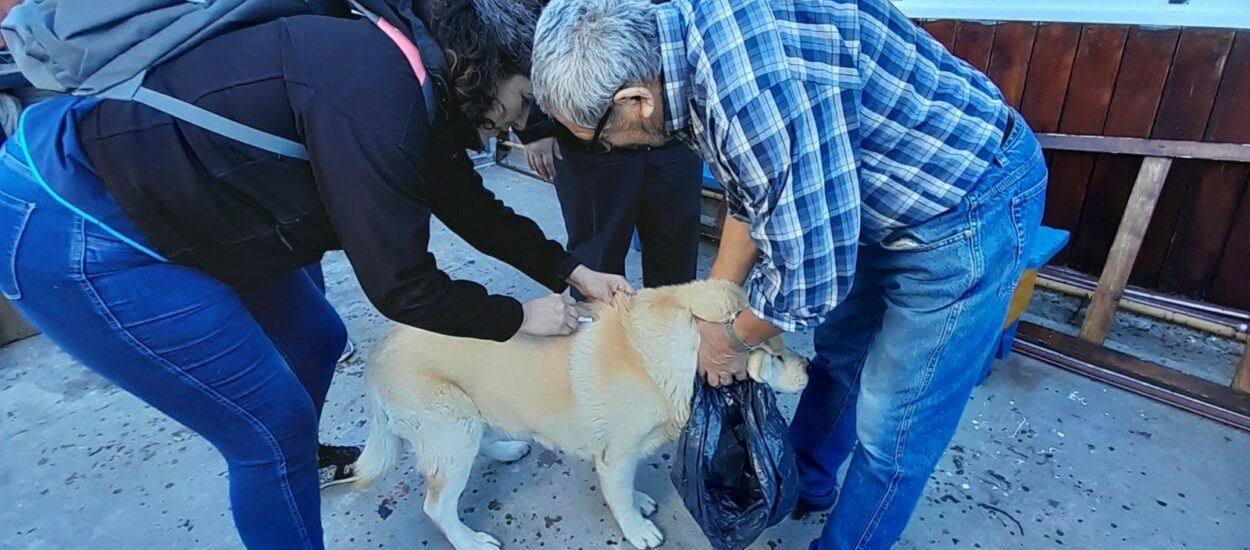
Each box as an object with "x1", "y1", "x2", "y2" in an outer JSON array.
[
  {"x1": 746, "y1": 349, "x2": 769, "y2": 383},
  {"x1": 685, "y1": 280, "x2": 748, "y2": 322},
  {"x1": 758, "y1": 335, "x2": 786, "y2": 356}
]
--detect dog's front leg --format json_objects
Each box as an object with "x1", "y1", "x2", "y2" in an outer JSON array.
[{"x1": 595, "y1": 452, "x2": 664, "y2": 549}]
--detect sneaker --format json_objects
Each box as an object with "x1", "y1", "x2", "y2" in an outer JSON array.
[
  {"x1": 318, "y1": 444, "x2": 361, "y2": 489},
  {"x1": 337, "y1": 338, "x2": 356, "y2": 364}
]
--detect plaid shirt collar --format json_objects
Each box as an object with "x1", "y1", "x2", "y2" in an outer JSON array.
[{"x1": 656, "y1": 2, "x2": 691, "y2": 136}]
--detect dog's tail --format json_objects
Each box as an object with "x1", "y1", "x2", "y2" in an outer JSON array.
[{"x1": 329, "y1": 391, "x2": 404, "y2": 491}]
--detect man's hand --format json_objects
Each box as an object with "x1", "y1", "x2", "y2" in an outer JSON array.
[
  {"x1": 567, "y1": 265, "x2": 635, "y2": 303},
  {"x1": 524, "y1": 137, "x2": 562, "y2": 182},
  {"x1": 696, "y1": 320, "x2": 749, "y2": 387},
  {"x1": 519, "y1": 293, "x2": 579, "y2": 336}
]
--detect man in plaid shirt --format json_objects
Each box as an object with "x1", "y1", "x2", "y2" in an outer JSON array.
[{"x1": 532, "y1": 0, "x2": 1048, "y2": 548}]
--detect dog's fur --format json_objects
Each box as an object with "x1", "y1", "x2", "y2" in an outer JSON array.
[{"x1": 344, "y1": 280, "x2": 809, "y2": 549}]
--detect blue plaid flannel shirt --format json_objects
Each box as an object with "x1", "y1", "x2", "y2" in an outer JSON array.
[{"x1": 657, "y1": 0, "x2": 1010, "y2": 331}]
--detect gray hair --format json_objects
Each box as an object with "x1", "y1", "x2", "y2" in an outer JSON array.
[{"x1": 531, "y1": 0, "x2": 662, "y2": 128}]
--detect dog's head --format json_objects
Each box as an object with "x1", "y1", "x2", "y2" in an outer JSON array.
[{"x1": 746, "y1": 336, "x2": 809, "y2": 393}]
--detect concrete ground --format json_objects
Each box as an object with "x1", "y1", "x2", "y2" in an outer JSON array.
[{"x1": 2, "y1": 165, "x2": 1247, "y2": 550}]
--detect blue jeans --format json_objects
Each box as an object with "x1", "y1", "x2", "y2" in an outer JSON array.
[
  {"x1": 0, "y1": 150, "x2": 346, "y2": 549},
  {"x1": 789, "y1": 114, "x2": 1047, "y2": 550}
]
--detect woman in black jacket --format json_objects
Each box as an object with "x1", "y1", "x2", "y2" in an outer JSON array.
[{"x1": 0, "y1": 1, "x2": 628, "y2": 547}]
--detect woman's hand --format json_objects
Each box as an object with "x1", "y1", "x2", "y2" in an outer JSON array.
[
  {"x1": 524, "y1": 137, "x2": 562, "y2": 182},
  {"x1": 567, "y1": 265, "x2": 635, "y2": 304},
  {"x1": 520, "y1": 293, "x2": 580, "y2": 336}
]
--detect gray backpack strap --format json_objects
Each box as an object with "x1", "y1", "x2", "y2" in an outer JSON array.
[
  {"x1": 2, "y1": 0, "x2": 310, "y2": 159},
  {"x1": 130, "y1": 86, "x2": 309, "y2": 160}
]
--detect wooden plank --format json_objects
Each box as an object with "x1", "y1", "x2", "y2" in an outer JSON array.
[
  {"x1": 1199, "y1": 30, "x2": 1250, "y2": 145},
  {"x1": 1047, "y1": 25, "x2": 1129, "y2": 266},
  {"x1": 1017, "y1": 322, "x2": 1250, "y2": 431},
  {"x1": 1041, "y1": 152, "x2": 1095, "y2": 249},
  {"x1": 1024, "y1": 23, "x2": 1084, "y2": 257},
  {"x1": 1131, "y1": 162, "x2": 1197, "y2": 288},
  {"x1": 1057, "y1": 26, "x2": 1130, "y2": 134},
  {"x1": 1151, "y1": 29, "x2": 1235, "y2": 141},
  {"x1": 1207, "y1": 182, "x2": 1250, "y2": 311},
  {"x1": 1080, "y1": 157, "x2": 1173, "y2": 344},
  {"x1": 1102, "y1": 28, "x2": 1180, "y2": 139},
  {"x1": 921, "y1": 20, "x2": 958, "y2": 52},
  {"x1": 986, "y1": 22, "x2": 1037, "y2": 109},
  {"x1": 1235, "y1": 345, "x2": 1250, "y2": 394},
  {"x1": 1156, "y1": 30, "x2": 1250, "y2": 299},
  {"x1": 1133, "y1": 29, "x2": 1237, "y2": 287},
  {"x1": 952, "y1": 21, "x2": 996, "y2": 72},
  {"x1": 1068, "y1": 153, "x2": 1148, "y2": 271},
  {"x1": 1157, "y1": 164, "x2": 1249, "y2": 297},
  {"x1": 1035, "y1": 134, "x2": 1250, "y2": 162},
  {"x1": 1019, "y1": 23, "x2": 1082, "y2": 133},
  {"x1": 1068, "y1": 29, "x2": 1180, "y2": 271},
  {"x1": 1198, "y1": 33, "x2": 1250, "y2": 308}
]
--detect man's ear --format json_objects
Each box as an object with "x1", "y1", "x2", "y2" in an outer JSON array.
[{"x1": 613, "y1": 85, "x2": 655, "y2": 119}]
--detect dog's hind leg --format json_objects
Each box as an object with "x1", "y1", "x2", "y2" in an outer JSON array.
[
  {"x1": 480, "y1": 432, "x2": 531, "y2": 464},
  {"x1": 392, "y1": 396, "x2": 500, "y2": 550},
  {"x1": 595, "y1": 451, "x2": 664, "y2": 549}
]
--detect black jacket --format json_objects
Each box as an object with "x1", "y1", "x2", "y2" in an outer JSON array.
[{"x1": 77, "y1": 15, "x2": 578, "y2": 341}]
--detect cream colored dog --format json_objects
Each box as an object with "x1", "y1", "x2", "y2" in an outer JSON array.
[{"x1": 344, "y1": 280, "x2": 809, "y2": 550}]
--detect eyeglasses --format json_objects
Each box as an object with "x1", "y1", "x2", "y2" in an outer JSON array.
[
  {"x1": 585, "y1": 102, "x2": 614, "y2": 154},
  {"x1": 585, "y1": 84, "x2": 631, "y2": 155}
]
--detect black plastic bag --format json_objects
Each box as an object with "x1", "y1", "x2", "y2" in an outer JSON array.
[{"x1": 671, "y1": 380, "x2": 799, "y2": 550}]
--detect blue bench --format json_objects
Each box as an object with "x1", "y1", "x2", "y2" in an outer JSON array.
[{"x1": 979, "y1": 225, "x2": 1070, "y2": 381}]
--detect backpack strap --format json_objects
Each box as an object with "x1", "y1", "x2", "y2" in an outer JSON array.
[
  {"x1": 97, "y1": 71, "x2": 311, "y2": 160},
  {"x1": 348, "y1": 0, "x2": 437, "y2": 126},
  {"x1": 131, "y1": 84, "x2": 310, "y2": 160},
  {"x1": 94, "y1": 2, "x2": 434, "y2": 163}
]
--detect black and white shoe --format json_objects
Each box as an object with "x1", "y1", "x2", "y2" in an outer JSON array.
[{"x1": 318, "y1": 444, "x2": 361, "y2": 489}]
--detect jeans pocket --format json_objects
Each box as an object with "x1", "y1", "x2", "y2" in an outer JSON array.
[
  {"x1": 881, "y1": 228, "x2": 972, "y2": 253},
  {"x1": 0, "y1": 188, "x2": 35, "y2": 300},
  {"x1": 881, "y1": 204, "x2": 974, "y2": 254},
  {"x1": 1001, "y1": 177, "x2": 1047, "y2": 297}
]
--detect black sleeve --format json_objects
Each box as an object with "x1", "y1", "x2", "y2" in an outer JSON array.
[
  {"x1": 304, "y1": 109, "x2": 527, "y2": 341},
  {"x1": 426, "y1": 148, "x2": 581, "y2": 292},
  {"x1": 304, "y1": 0, "x2": 353, "y2": 17},
  {"x1": 513, "y1": 103, "x2": 557, "y2": 143}
]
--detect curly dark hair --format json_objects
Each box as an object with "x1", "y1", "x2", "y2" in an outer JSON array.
[{"x1": 429, "y1": 0, "x2": 542, "y2": 130}]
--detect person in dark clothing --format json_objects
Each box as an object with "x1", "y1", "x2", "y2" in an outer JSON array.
[
  {"x1": 0, "y1": 1, "x2": 629, "y2": 548},
  {"x1": 517, "y1": 110, "x2": 703, "y2": 293}
]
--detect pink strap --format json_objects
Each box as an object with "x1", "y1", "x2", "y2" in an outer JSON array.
[{"x1": 376, "y1": 17, "x2": 427, "y2": 85}]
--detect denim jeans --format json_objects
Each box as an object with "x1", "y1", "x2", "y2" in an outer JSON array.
[
  {"x1": 789, "y1": 113, "x2": 1047, "y2": 550},
  {"x1": 0, "y1": 149, "x2": 346, "y2": 549}
]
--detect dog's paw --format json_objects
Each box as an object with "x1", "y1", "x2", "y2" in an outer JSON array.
[
  {"x1": 483, "y1": 440, "x2": 531, "y2": 463},
  {"x1": 634, "y1": 491, "x2": 657, "y2": 517},
  {"x1": 621, "y1": 518, "x2": 664, "y2": 549}
]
